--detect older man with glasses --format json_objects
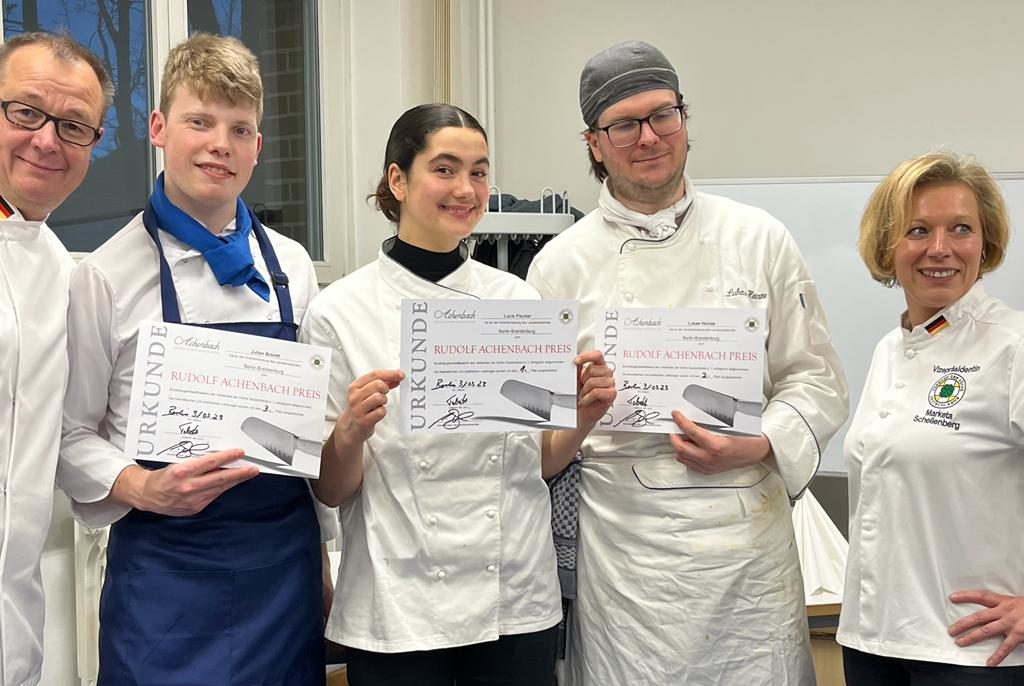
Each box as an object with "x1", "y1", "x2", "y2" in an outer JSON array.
[
  {"x1": 0, "y1": 31, "x2": 110, "y2": 686},
  {"x1": 527, "y1": 40, "x2": 849, "y2": 685}
]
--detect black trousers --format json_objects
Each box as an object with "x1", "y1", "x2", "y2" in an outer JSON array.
[
  {"x1": 843, "y1": 646, "x2": 1024, "y2": 686},
  {"x1": 345, "y1": 625, "x2": 559, "y2": 686}
]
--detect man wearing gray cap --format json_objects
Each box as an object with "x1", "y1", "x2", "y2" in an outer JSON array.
[{"x1": 527, "y1": 40, "x2": 848, "y2": 685}]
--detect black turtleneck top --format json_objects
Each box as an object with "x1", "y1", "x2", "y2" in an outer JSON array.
[{"x1": 387, "y1": 236, "x2": 464, "y2": 283}]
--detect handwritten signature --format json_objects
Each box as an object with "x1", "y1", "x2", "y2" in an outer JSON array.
[
  {"x1": 178, "y1": 422, "x2": 200, "y2": 435},
  {"x1": 626, "y1": 394, "x2": 648, "y2": 407},
  {"x1": 446, "y1": 393, "x2": 469, "y2": 406},
  {"x1": 614, "y1": 410, "x2": 662, "y2": 428},
  {"x1": 157, "y1": 440, "x2": 211, "y2": 458},
  {"x1": 163, "y1": 405, "x2": 189, "y2": 417},
  {"x1": 429, "y1": 409, "x2": 476, "y2": 430}
]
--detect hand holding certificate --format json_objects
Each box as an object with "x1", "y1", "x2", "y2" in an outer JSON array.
[
  {"x1": 598, "y1": 307, "x2": 765, "y2": 435},
  {"x1": 399, "y1": 299, "x2": 578, "y2": 433},
  {"x1": 123, "y1": 321, "x2": 332, "y2": 477}
]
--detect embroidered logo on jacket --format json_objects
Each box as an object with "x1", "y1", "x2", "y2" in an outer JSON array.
[{"x1": 928, "y1": 373, "x2": 966, "y2": 409}]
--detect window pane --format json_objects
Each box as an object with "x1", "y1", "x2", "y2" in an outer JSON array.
[
  {"x1": 3, "y1": 0, "x2": 152, "y2": 252},
  {"x1": 188, "y1": 0, "x2": 322, "y2": 259}
]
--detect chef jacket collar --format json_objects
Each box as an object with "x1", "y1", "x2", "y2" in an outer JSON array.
[
  {"x1": 378, "y1": 236, "x2": 477, "y2": 299},
  {"x1": 901, "y1": 280, "x2": 988, "y2": 344},
  {"x1": 0, "y1": 193, "x2": 47, "y2": 241}
]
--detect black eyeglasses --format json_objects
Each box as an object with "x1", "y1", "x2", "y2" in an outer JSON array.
[
  {"x1": 0, "y1": 100, "x2": 101, "y2": 147},
  {"x1": 593, "y1": 104, "x2": 685, "y2": 148}
]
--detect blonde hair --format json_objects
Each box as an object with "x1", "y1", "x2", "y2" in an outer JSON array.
[
  {"x1": 159, "y1": 33, "x2": 262, "y2": 122},
  {"x1": 859, "y1": 151, "x2": 1009, "y2": 287}
]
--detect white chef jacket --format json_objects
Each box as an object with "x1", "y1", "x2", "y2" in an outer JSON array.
[
  {"x1": 300, "y1": 241, "x2": 562, "y2": 653},
  {"x1": 838, "y1": 282, "x2": 1024, "y2": 667},
  {"x1": 58, "y1": 212, "x2": 339, "y2": 540},
  {"x1": 0, "y1": 204, "x2": 73, "y2": 686},
  {"x1": 526, "y1": 177, "x2": 849, "y2": 685}
]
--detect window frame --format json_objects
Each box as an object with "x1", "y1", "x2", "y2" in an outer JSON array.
[{"x1": 0, "y1": 0, "x2": 352, "y2": 282}]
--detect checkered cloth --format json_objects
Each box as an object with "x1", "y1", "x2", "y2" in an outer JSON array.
[{"x1": 548, "y1": 454, "x2": 582, "y2": 599}]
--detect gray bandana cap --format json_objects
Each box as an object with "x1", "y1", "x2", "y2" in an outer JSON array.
[{"x1": 580, "y1": 40, "x2": 679, "y2": 128}]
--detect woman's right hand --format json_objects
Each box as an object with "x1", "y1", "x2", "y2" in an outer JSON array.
[
  {"x1": 335, "y1": 369, "x2": 404, "y2": 444},
  {"x1": 316, "y1": 369, "x2": 405, "y2": 507}
]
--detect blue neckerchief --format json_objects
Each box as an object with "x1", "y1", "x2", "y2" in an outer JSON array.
[{"x1": 149, "y1": 174, "x2": 270, "y2": 301}]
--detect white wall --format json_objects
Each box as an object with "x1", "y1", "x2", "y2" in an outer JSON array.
[
  {"x1": 344, "y1": 0, "x2": 438, "y2": 270},
  {"x1": 488, "y1": 0, "x2": 1024, "y2": 211}
]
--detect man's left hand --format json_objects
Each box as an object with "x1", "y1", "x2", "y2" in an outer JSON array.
[
  {"x1": 949, "y1": 590, "x2": 1024, "y2": 666},
  {"x1": 669, "y1": 410, "x2": 771, "y2": 474}
]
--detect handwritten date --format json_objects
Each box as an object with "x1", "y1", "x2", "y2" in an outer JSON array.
[
  {"x1": 618, "y1": 381, "x2": 669, "y2": 392},
  {"x1": 163, "y1": 405, "x2": 223, "y2": 421}
]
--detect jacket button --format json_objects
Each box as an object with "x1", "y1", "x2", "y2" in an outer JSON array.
[
  {"x1": 486, "y1": 564, "x2": 497, "y2": 573},
  {"x1": 705, "y1": 283, "x2": 715, "y2": 292},
  {"x1": 427, "y1": 515, "x2": 438, "y2": 526},
  {"x1": 418, "y1": 460, "x2": 429, "y2": 470},
  {"x1": 626, "y1": 243, "x2": 636, "y2": 252},
  {"x1": 905, "y1": 349, "x2": 916, "y2": 359},
  {"x1": 437, "y1": 569, "x2": 447, "y2": 580},
  {"x1": 878, "y1": 410, "x2": 889, "y2": 418},
  {"x1": 486, "y1": 510, "x2": 496, "y2": 519},
  {"x1": 622, "y1": 292, "x2": 634, "y2": 302},
  {"x1": 894, "y1": 382, "x2": 905, "y2": 389},
  {"x1": 488, "y1": 454, "x2": 499, "y2": 464}
]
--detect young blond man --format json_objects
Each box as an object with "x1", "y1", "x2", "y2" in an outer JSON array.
[{"x1": 59, "y1": 34, "x2": 336, "y2": 685}]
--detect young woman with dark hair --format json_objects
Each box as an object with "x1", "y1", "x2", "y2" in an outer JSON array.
[{"x1": 300, "y1": 103, "x2": 614, "y2": 686}]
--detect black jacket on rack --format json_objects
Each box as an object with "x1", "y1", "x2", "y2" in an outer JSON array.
[{"x1": 473, "y1": 194, "x2": 584, "y2": 278}]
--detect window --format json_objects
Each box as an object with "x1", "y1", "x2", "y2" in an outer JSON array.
[
  {"x1": 1, "y1": 0, "x2": 334, "y2": 268},
  {"x1": 188, "y1": 0, "x2": 323, "y2": 259}
]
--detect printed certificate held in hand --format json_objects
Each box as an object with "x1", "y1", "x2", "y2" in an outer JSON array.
[
  {"x1": 123, "y1": 321, "x2": 332, "y2": 477},
  {"x1": 399, "y1": 299, "x2": 578, "y2": 433},
  {"x1": 597, "y1": 307, "x2": 765, "y2": 436}
]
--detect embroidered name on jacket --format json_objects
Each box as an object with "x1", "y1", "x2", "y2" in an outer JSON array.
[{"x1": 725, "y1": 287, "x2": 766, "y2": 300}]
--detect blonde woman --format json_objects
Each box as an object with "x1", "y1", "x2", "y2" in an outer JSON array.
[{"x1": 839, "y1": 151, "x2": 1024, "y2": 685}]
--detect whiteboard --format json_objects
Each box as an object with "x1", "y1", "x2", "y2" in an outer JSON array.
[{"x1": 693, "y1": 176, "x2": 1024, "y2": 474}]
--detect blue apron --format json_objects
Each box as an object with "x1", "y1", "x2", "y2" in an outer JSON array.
[{"x1": 97, "y1": 205, "x2": 325, "y2": 686}]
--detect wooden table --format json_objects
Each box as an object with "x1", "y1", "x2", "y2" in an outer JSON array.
[{"x1": 808, "y1": 603, "x2": 845, "y2": 686}]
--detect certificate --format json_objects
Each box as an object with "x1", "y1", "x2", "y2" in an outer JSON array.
[
  {"x1": 400, "y1": 299, "x2": 578, "y2": 433},
  {"x1": 597, "y1": 307, "x2": 765, "y2": 435},
  {"x1": 123, "y1": 321, "x2": 332, "y2": 477}
]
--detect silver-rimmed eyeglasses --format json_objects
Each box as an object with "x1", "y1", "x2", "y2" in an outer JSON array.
[
  {"x1": 0, "y1": 99, "x2": 101, "y2": 147},
  {"x1": 594, "y1": 104, "x2": 685, "y2": 148}
]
